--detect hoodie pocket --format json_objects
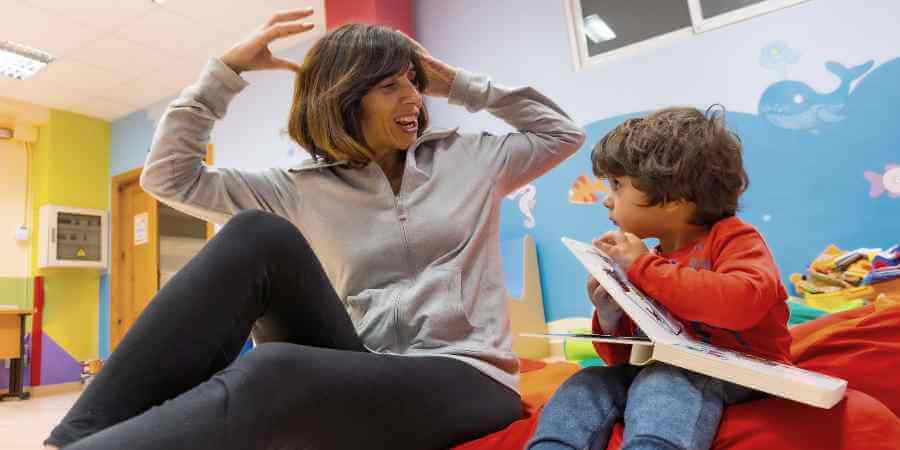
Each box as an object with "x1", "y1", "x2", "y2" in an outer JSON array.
[
  {"x1": 409, "y1": 268, "x2": 475, "y2": 349},
  {"x1": 346, "y1": 288, "x2": 393, "y2": 339}
]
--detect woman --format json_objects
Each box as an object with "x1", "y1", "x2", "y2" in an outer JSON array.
[{"x1": 45, "y1": 8, "x2": 585, "y2": 450}]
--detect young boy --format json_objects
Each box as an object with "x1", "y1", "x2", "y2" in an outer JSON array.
[{"x1": 527, "y1": 107, "x2": 792, "y2": 450}]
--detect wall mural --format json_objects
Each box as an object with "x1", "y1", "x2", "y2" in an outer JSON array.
[
  {"x1": 759, "y1": 60, "x2": 873, "y2": 133},
  {"x1": 760, "y1": 41, "x2": 801, "y2": 79},
  {"x1": 865, "y1": 164, "x2": 900, "y2": 199},
  {"x1": 500, "y1": 53, "x2": 900, "y2": 324},
  {"x1": 506, "y1": 184, "x2": 538, "y2": 229},
  {"x1": 568, "y1": 174, "x2": 609, "y2": 205}
]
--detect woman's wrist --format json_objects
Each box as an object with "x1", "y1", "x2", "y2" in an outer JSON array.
[
  {"x1": 423, "y1": 61, "x2": 457, "y2": 98},
  {"x1": 432, "y1": 66, "x2": 457, "y2": 98},
  {"x1": 220, "y1": 56, "x2": 245, "y2": 75}
]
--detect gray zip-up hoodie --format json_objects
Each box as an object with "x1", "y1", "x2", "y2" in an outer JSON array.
[{"x1": 141, "y1": 58, "x2": 586, "y2": 393}]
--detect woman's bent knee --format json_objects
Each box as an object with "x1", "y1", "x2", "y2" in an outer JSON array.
[
  {"x1": 215, "y1": 210, "x2": 314, "y2": 265},
  {"x1": 222, "y1": 210, "x2": 301, "y2": 244}
]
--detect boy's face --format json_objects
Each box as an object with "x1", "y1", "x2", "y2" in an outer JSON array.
[{"x1": 601, "y1": 176, "x2": 669, "y2": 239}]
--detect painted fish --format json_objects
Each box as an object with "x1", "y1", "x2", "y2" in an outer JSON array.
[
  {"x1": 864, "y1": 164, "x2": 900, "y2": 198},
  {"x1": 569, "y1": 174, "x2": 609, "y2": 204}
]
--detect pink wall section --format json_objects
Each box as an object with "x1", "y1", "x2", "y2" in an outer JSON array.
[{"x1": 325, "y1": 0, "x2": 414, "y2": 36}]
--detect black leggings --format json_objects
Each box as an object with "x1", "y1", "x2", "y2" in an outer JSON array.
[{"x1": 46, "y1": 210, "x2": 522, "y2": 450}]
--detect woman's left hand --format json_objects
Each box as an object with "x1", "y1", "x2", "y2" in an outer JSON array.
[{"x1": 398, "y1": 31, "x2": 457, "y2": 98}]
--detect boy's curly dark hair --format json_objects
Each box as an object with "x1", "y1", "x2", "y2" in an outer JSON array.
[{"x1": 591, "y1": 106, "x2": 748, "y2": 227}]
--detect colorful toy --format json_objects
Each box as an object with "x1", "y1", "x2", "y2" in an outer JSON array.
[
  {"x1": 804, "y1": 286, "x2": 874, "y2": 313},
  {"x1": 872, "y1": 245, "x2": 900, "y2": 269},
  {"x1": 864, "y1": 265, "x2": 900, "y2": 285}
]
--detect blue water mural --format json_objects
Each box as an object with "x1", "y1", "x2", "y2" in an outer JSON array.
[{"x1": 502, "y1": 57, "x2": 900, "y2": 323}]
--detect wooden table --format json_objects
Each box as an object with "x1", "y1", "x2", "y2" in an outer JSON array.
[{"x1": 1, "y1": 309, "x2": 32, "y2": 401}]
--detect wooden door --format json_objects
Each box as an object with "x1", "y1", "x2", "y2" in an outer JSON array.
[{"x1": 110, "y1": 172, "x2": 159, "y2": 350}]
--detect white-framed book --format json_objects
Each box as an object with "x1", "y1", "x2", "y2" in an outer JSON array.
[{"x1": 527, "y1": 237, "x2": 846, "y2": 409}]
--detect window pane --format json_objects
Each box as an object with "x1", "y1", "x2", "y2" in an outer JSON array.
[
  {"x1": 700, "y1": 0, "x2": 767, "y2": 18},
  {"x1": 579, "y1": 0, "x2": 691, "y2": 57}
]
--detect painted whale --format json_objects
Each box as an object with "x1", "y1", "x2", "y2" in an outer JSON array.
[{"x1": 758, "y1": 60, "x2": 874, "y2": 133}]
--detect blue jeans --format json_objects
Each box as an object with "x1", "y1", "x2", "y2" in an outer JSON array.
[{"x1": 527, "y1": 363, "x2": 761, "y2": 450}]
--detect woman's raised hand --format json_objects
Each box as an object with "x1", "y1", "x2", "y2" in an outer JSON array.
[
  {"x1": 221, "y1": 8, "x2": 315, "y2": 74},
  {"x1": 398, "y1": 31, "x2": 458, "y2": 98}
]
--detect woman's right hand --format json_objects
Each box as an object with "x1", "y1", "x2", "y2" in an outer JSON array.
[
  {"x1": 221, "y1": 8, "x2": 316, "y2": 74},
  {"x1": 397, "y1": 31, "x2": 458, "y2": 98}
]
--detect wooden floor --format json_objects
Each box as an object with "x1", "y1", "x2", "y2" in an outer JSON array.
[{"x1": 0, "y1": 389, "x2": 79, "y2": 450}]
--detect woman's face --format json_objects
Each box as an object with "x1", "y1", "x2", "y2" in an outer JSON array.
[{"x1": 360, "y1": 63, "x2": 423, "y2": 155}]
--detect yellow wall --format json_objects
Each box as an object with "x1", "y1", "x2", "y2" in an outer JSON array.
[{"x1": 30, "y1": 109, "x2": 110, "y2": 361}]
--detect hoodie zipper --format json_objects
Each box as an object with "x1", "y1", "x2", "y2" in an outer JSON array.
[
  {"x1": 377, "y1": 161, "x2": 414, "y2": 349},
  {"x1": 394, "y1": 194, "x2": 411, "y2": 347}
]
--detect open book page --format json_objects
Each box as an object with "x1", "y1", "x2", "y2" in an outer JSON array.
[
  {"x1": 561, "y1": 237, "x2": 686, "y2": 344},
  {"x1": 521, "y1": 332, "x2": 654, "y2": 346}
]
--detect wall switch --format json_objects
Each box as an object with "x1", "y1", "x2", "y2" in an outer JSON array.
[{"x1": 14, "y1": 225, "x2": 29, "y2": 242}]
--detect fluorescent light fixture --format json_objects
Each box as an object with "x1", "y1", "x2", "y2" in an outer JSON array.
[
  {"x1": 0, "y1": 41, "x2": 54, "y2": 80},
  {"x1": 583, "y1": 14, "x2": 617, "y2": 44}
]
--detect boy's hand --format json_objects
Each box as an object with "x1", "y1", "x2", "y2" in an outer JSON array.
[
  {"x1": 593, "y1": 231, "x2": 649, "y2": 271},
  {"x1": 587, "y1": 275, "x2": 623, "y2": 333}
]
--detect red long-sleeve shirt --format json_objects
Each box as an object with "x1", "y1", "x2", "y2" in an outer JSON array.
[{"x1": 592, "y1": 216, "x2": 793, "y2": 366}]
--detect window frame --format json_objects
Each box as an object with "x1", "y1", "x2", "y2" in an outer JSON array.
[
  {"x1": 687, "y1": 0, "x2": 812, "y2": 33},
  {"x1": 565, "y1": 0, "x2": 813, "y2": 70}
]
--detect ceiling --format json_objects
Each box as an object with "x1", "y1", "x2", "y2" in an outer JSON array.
[{"x1": 0, "y1": 0, "x2": 324, "y2": 122}]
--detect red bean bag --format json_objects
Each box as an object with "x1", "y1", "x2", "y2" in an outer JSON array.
[
  {"x1": 454, "y1": 296, "x2": 900, "y2": 450},
  {"x1": 790, "y1": 296, "x2": 900, "y2": 416}
]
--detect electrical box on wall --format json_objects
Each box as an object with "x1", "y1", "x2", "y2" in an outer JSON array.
[{"x1": 38, "y1": 205, "x2": 109, "y2": 269}]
